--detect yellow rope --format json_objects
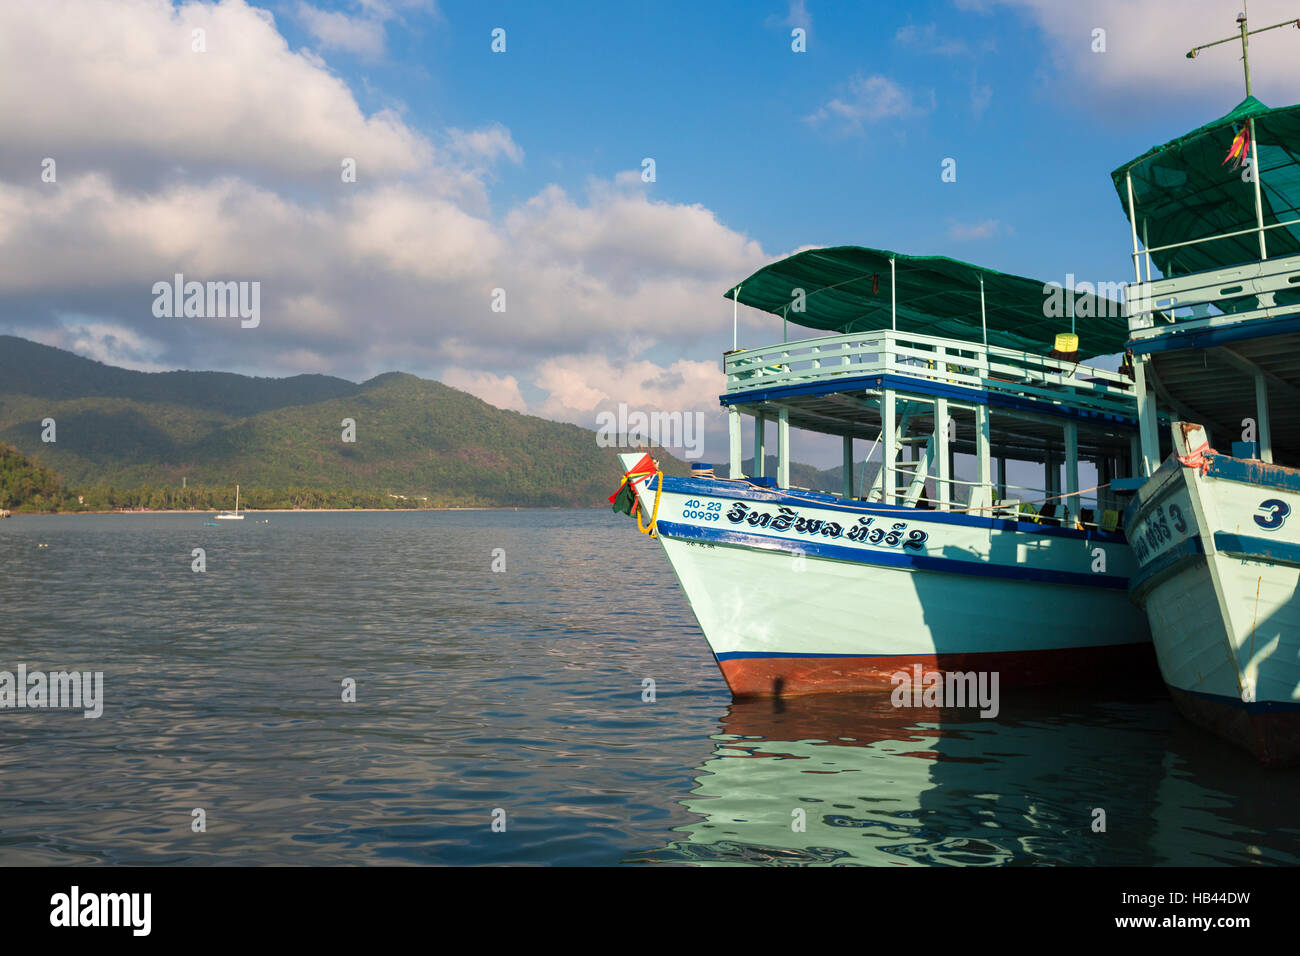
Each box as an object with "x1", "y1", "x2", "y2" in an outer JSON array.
[{"x1": 635, "y1": 469, "x2": 662, "y2": 536}]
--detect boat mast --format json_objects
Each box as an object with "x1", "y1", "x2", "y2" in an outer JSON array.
[{"x1": 1185, "y1": 11, "x2": 1300, "y2": 260}]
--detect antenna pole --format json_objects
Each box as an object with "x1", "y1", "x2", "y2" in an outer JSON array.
[
  {"x1": 889, "y1": 257, "x2": 896, "y2": 331},
  {"x1": 732, "y1": 286, "x2": 740, "y2": 350},
  {"x1": 1240, "y1": 12, "x2": 1252, "y2": 96}
]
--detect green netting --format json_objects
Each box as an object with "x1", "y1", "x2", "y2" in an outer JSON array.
[
  {"x1": 1111, "y1": 97, "x2": 1300, "y2": 277},
  {"x1": 725, "y1": 246, "x2": 1130, "y2": 356}
]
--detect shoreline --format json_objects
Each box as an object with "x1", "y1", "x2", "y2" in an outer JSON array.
[{"x1": 3, "y1": 506, "x2": 592, "y2": 516}]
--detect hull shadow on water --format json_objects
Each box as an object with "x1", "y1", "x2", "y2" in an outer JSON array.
[{"x1": 632, "y1": 684, "x2": 1300, "y2": 866}]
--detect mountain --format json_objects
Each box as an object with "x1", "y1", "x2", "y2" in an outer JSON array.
[
  {"x1": 0, "y1": 334, "x2": 355, "y2": 416},
  {"x1": 0, "y1": 336, "x2": 689, "y2": 508}
]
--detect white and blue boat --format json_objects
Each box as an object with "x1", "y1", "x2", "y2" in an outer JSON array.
[
  {"x1": 1117, "y1": 14, "x2": 1300, "y2": 764},
  {"x1": 613, "y1": 247, "x2": 1154, "y2": 698}
]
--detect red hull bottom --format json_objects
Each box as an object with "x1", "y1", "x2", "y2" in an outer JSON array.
[
  {"x1": 717, "y1": 643, "x2": 1158, "y2": 699},
  {"x1": 1167, "y1": 687, "x2": 1300, "y2": 768}
]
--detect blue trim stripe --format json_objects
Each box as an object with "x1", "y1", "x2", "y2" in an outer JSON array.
[
  {"x1": 656, "y1": 474, "x2": 1129, "y2": 544},
  {"x1": 1128, "y1": 532, "x2": 1300, "y2": 596},
  {"x1": 1128, "y1": 536, "x2": 1204, "y2": 596},
  {"x1": 1175, "y1": 684, "x2": 1300, "y2": 715},
  {"x1": 1128, "y1": 313, "x2": 1300, "y2": 356},
  {"x1": 1213, "y1": 532, "x2": 1300, "y2": 567},
  {"x1": 656, "y1": 519, "x2": 1129, "y2": 590},
  {"x1": 1205, "y1": 455, "x2": 1300, "y2": 494},
  {"x1": 720, "y1": 373, "x2": 1138, "y2": 428}
]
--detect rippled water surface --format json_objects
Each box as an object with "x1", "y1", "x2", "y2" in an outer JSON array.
[{"x1": 2, "y1": 510, "x2": 1298, "y2": 865}]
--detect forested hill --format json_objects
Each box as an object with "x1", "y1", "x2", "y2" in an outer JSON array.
[
  {"x1": 0, "y1": 442, "x2": 75, "y2": 512},
  {"x1": 0, "y1": 336, "x2": 688, "y2": 509}
]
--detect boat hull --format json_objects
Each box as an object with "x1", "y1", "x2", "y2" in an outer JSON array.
[
  {"x1": 619, "y1": 454, "x2": 1153, "y2": 699},
  {"x1": 1128, "y1": 449, "x2": 1300, "y2": 766}
]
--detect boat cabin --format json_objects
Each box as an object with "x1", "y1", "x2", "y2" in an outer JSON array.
[
  {"x1": 721, "y1": 247, "x2": 1150, "y2": 531},
  {"x1": 1116, "y1": 95, "x2": 1300, "y2": 470}
]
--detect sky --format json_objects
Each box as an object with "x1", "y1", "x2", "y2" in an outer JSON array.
[{"x1": 2, "y1": 0, "x2": 1298, "y2": 465}]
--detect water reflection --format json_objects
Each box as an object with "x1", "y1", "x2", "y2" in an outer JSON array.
[{"x1": 635, "y1": 689, "x2": 1300, "y2": 866}]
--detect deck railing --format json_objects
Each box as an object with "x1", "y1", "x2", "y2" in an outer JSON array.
[
  {"x1": 723, "y1": 328, "x2": 1137, "y2": 419},
  {"x1": 1126, "y1": 250, "x2": 1300, "y2": 342}
]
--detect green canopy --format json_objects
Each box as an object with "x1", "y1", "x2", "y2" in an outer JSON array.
[
  {"x1": 1111, "y1": 97, "x2": 1300, "y2": 277},
  {"x1": 725, "y1": 246, "x2": 1130, "y2": 357}
]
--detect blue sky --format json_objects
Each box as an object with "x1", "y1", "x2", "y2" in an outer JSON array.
[
  {"x1": 270, "y1": 0, "x2": 1261, "y2": 286},
  {"x1": 1, "y1": 0, "x2": 1297, "y2": 464}
]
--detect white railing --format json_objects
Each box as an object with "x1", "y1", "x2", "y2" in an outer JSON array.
[
  {"x1": 1126, "y1": 251, "x2": 1300, "y2": 340},
  {"x1": 724, "y1": 328, "x2": 1137, "y2": 418},
  {"x1": 864, "y1": 464, "x2": 1124, "y2": 530}
]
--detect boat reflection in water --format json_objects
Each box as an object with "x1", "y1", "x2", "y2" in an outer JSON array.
[{"x1": 633, "y1": 689, "x2": 1300, "y2": 866}]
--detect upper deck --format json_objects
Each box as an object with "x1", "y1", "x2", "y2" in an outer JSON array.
[
  {"x1": 1125, "y1": 251, "x2": 1300, "y2": 352},
  {"x1": 724, "y1": 327, "x2": 1137, "y2": 423}
]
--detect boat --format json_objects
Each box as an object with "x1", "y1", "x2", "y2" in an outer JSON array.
[
  {"x1": 1116, "y1": 14, "x2": 1300, "y2": 765},
  {"x1": 612, "y1": 246, "x2": 1155, "y2": 698},
  {"x1": 214, "y1": 484, "x2": 245, "y2": 520}
]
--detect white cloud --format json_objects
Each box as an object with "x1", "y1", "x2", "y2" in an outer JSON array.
[
  {"x1": 895, "y1": 22, "x2": 970, "y2": 56},
  {"x1": 296, "y1": 2, "x2": 387, "y2": 59},
  {"x1": 805, "y1": 74, "x2": 932, "y2": 134},
  {"x1": 532, "y1": 354, "x2": 725, "y2": 428},
  {"x1": 16, "y1": 318, "x2": 171, "y2": 372},
  {"x1": 766, "y1": 0, "x2": 811, "y2": 35},
  {"x1": 784, "y1": 0, "x2": 812, "y2": 31},
  {"x1": 0, "y1": 0, "x2": 431, "y2": 178},
  {"x1": 979, "y1": 0, "x2": 1300, "y2": 109},
  {"x1": 441, "y1": 369, "x2": 528, "y2": 412},
  {"x1": 446, "y1": 124, "x2": 525, "y2": 166},
  {"x1": 0, "y1": 0, "x2": 773, "y2": 436},
  {"x1": 947, "y1": 218, "x2": 1008, "y2": 240}
]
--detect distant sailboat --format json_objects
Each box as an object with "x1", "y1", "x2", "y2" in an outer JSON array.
[{"x1": 214, "y1": 484, "x2": 245, "y2": 520}]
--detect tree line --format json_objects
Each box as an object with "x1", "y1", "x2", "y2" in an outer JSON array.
[{"x1": 1, "y1": 444, "x2": 434, "y2": 512}]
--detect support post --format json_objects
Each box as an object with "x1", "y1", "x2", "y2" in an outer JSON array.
[
  {"x1": 1064, "y1": 421, "x2": 1079, "y2": 526},
  {"x1": 728, "y1": 405, "x2": 743, "y2": 479},
  {"x1": 1133, "y1": 355, "x2": 1161, "y2": 477},
  {"x1": 1126, "y1": 171, "x2": 1142, "y2": 283},
  {"x1": 842, "y1": 434, "x2": 853, "y2": 500},
  {"x1": 753, "y1": 411, "x2": 766, "y2": 477},
  {"x1": 975, "y1": 404, "x2": 991, "y2": 509},
  {"x1": 1256, "y1": 371, "x2": 1273, "y2": 463},
  {"x1": 934, "y1": 397, "x2": 950, "y2": 511},
  {"x1": 777, "y1": 407, "x2": 790, "y2": 489},
  {"x1": 904, "y1": 435, "x2": 933, "y2": 507},
  {"x1": 1249, "y1": 117, "x2": 1268, "y2": 259},
  {"x1": 882, "y1": 389, "x2": 896, "y2": 504}
]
